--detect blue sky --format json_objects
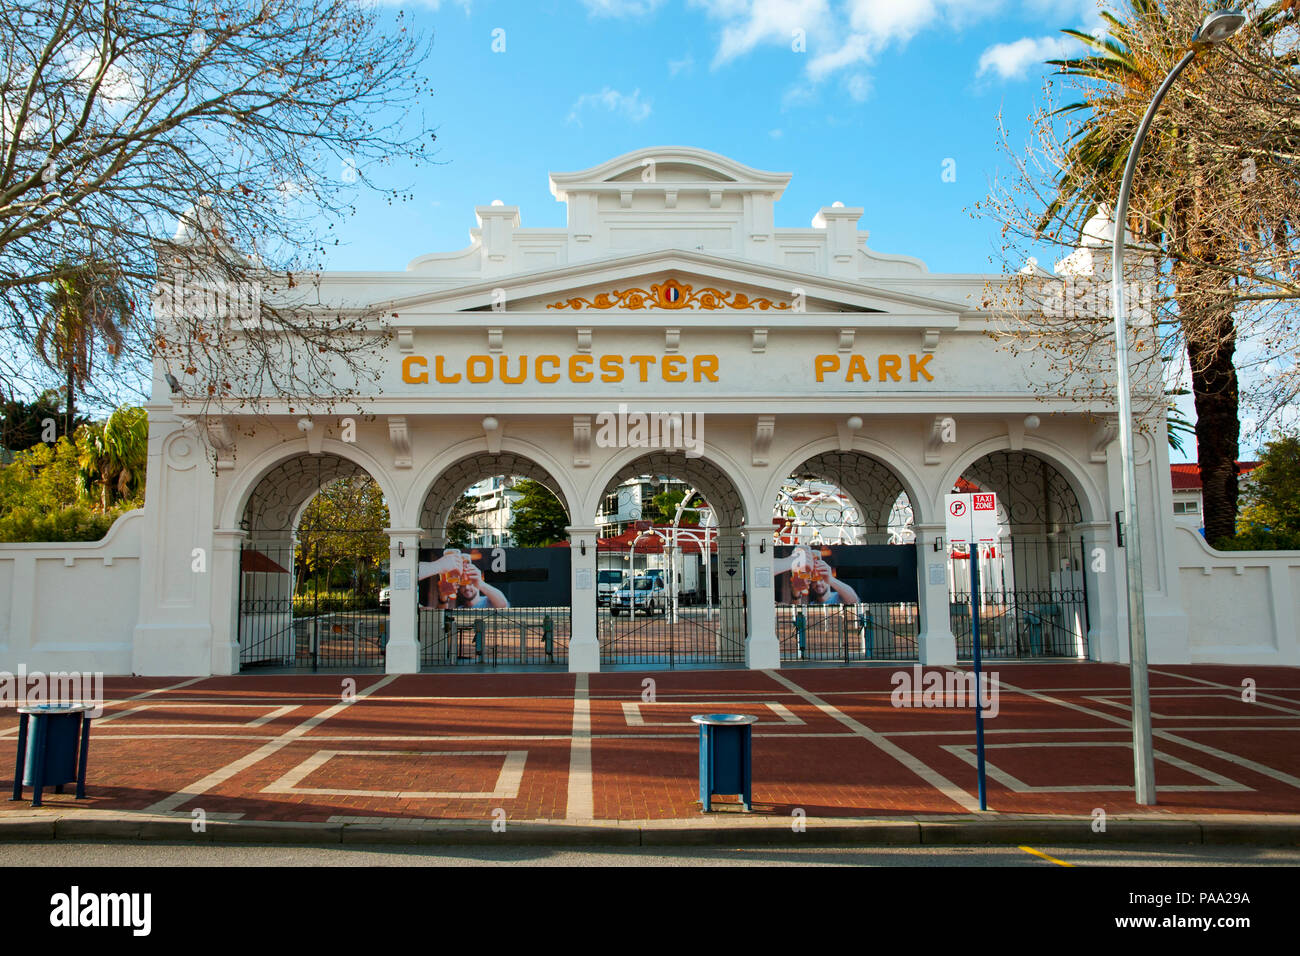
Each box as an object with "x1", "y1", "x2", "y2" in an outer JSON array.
[{"x1": 331, "y1": 0, "x2": 1105, "y2": 275}]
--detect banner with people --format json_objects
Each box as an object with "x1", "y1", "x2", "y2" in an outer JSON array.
[
  {"x1": 773, "y1": 544, "x2": 918, "y2": 605},
  {"x1": 417, "y1": 547, "x2": 571, "y2": 608}
]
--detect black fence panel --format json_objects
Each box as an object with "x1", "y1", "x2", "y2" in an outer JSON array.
[{"x1": 777, "y1": 602, "x2": 919, "y2": 662}]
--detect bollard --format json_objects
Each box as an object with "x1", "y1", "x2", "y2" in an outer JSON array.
[
  {"x1": 794, "y1": 610, "x2": 806, "y2": 660},
  {"x1": 543, "y1": 614, "x2": 554, "y2": 661},
  {"x1": 859, "y1": 609, "x2": 875, "y2": 658},
  {"x1": 474, "y1": 619, "x2": 485, "y2": 658}
]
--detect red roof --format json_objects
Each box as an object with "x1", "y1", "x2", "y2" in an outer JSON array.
[
  {"x1": 1171, "y1": 462, "x2": 1259, "y2": 491},
  {"x1": 241, "y1": 550, "x2": 289, "y2": 574}
]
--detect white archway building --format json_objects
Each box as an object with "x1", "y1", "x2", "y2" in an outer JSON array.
[{"x1": 5, "y1": 147, "x2": 1289, "y2": 676}]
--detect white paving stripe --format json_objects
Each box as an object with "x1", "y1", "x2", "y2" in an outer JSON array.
[
  {"x1": 0, "y1": 675, "x2": 207, "y2": 735},
  {"x1": 993, "y1": 676, "x2": 1300, "y2": 792},
  {"x1": 263, "y1": 749, "x2": 528, "y2": 800},
  {"x1": 1150, "y1": 668, "x2": 1300, "y2": 713},
  {"x1": 143, "y1": 674, "x2": 399, "y2": 814},
  {"x1": 566, "y1": 673, "x2": 593, "y2": 821},
  {"x1": 766, "y1": 669, "x2": 982, "y2": 813}
]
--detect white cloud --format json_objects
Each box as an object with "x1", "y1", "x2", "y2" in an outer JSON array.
[
  {"x1": 976, "y1": 34, "x2": 1077, "y2": 81},
  {"x1": 844, "y1": 72, "x2": 872, "y2": 101},
  {"x1": 669, "y1": 53, "x2": 695, "y2": 75},
  {"x1": 566, "y1": 87, "x2": 653, "y2": 125},
  {"x1": 580, "y1": 0, "x2": 666, "y2": 14}
]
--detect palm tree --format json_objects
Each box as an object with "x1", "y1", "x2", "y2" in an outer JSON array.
[
  {"x1": 75, "y1": 406, "x2": 148, "y2": 512},
  {"x1": 34, "y1": 262, "x2": 134, "y2": 438},
  {"x1": 1039, "y1": 0, "x2": 1291, "y2": 542}
]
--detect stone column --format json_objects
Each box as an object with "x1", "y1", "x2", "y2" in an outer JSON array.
[
  {"x1": 914, "y1": 523, "x2": 957, "y2": 666},
  {"x1": 1077, "y1": 521, "x2": 1117, "y2": 662},
  {"x1": 209, "y1": 529, "x2": 246, "y2": 675},
  {"x1": 742, "y1": 524, "x2": 780, "y2": 670},
  {"x1": 567, "y1": 525, "x2": 600, "y2": 672},
  {"x1": 384, "y1": 527, "x2": 422, "y2": 674}
]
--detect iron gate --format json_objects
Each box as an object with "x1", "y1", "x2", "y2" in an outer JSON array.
[
  {"x1": 596, "y1": 539, "x2": 746, "y2": 666},
  {"x1": 950, "y1": 536, "x2": 1090, "y2": 659},
  {"x1": 417, "y1": 605, "x2": 570, "y2": 666},
  {"x1": 239, "y1": 538, "x2": 387, "y2": 670},
  {"x1": 778, "y1": 602, "x2": 919, "y2": 662}
]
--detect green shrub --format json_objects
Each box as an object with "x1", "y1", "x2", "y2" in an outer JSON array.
[{"x1": 1212, "y1": 529, "x2": 1300, "y2": 552}]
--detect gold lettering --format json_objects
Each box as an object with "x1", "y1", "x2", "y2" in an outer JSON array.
[
  {"x1": 846, "y1": 355, "x2": 871, "y2": 382},
  {"x1": 600, "y1": 354, "x2": 624, "y2": 383},
  {"x1": 661, "y1": 355, "x2": 687, "y2": 383},
  {"x1": 500, "y1": 355, "x2": 527, "y2": 384},
  {"x1": 402, "y1": 356, "x2": 428, "y2": 384},
  {"x1": 467, "y1": 355, "x2": 493, "y2": 383},
  {"x1": 628, "y1": 355, "x2": 656, "y2": 382},
  {"x1": 569, "y1": 355, "x2": 593, "y2": 383},
  {"x1": 909, "y1": 353, "x2": 934, "y2": 382},
  {"x1": 535, "y1": 355, "x2": 560, "y2": 384},
  {"x1": 693, "y1": 354, "x2": 719, "y2": 383},
  {"x1": 878, "y1": 354, "x2": 902, "y2": 382},
  {"x1": 434, "y1": 355, "x2": 460, "y2": 384},
  {"x1": 814, "y1": 355, "x2": 839, "y2": 383}
]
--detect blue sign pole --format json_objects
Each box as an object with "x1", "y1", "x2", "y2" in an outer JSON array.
[{"x1": 970, "y1": 547, "x2": 988, "y2": 811}]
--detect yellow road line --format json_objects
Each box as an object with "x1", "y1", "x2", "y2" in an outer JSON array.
[{"x1": 1019, "y1": 845, "x2": 1074, "y2": 867}]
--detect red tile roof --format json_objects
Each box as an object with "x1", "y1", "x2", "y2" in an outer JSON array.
[{"x1": 1171, "y1": 462, "x2": 1259, "y2": 491}]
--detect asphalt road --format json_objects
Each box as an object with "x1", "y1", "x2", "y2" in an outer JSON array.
[{"x1": 1, "y1": 841, "x2": 1297, "y2": 866}]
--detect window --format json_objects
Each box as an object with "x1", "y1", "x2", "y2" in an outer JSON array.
[{"x1": 1173, "y1": 500, "x2": 1200, "y2": 516}]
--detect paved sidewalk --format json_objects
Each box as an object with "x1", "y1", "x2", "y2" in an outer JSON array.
[{"x1": 2, "y1": 663, "x2": 1298, "y2": 844}]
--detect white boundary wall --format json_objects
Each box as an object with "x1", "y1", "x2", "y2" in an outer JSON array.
[
  {"x1": 1172, "y1": 524, "x2": 1300, "y2": 666},
  {"x1": 0, "y1": 510, "x2": 143, "y2": 674}
]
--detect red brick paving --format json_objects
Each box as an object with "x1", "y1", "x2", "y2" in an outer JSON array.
[{"x1": 0, "y1": 664, "x2": 1297, "y2": 822}]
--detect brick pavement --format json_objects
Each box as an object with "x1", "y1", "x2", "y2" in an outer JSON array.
[{"x1": 2, "y1": 663, "x2": 1297, "y2": 824}]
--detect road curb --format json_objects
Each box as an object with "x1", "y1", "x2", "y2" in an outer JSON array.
[{"x1": 3, "y1": 813, "x2": 1300, "y2": 847}]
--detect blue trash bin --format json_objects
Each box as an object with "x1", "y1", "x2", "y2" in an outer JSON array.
[
  {"x1": 11, "y1": 704, "x2": 94, "y2": 807},
  {"x1": 692, "y1": 714, "x2": 757, "y2": 812}
]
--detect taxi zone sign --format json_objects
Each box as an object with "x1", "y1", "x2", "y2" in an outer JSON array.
[{"x1": 945, "y1": 492, "x2": 998, "y2": 549}]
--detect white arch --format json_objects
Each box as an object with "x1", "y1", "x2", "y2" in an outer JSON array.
[
  {"x1": 581, "y1": 441, "x2": 759, "y2": 528},
  {"x1": 762, "y1": 436, "x2": 930, "y2": 526},
  {"x1": 936, "y1": 436, "x2": 1104, "y2": 525},
  {"x1": 219, "y1": 439, "x2": 404, "y2": 532},
  {"x1": 402, "y1": 435, "x2": 582, "y2": 531}
]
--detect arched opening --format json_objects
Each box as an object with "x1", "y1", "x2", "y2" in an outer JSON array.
[
  {"x1": 773, "y1": 451, "x2": 920, "y2": 662},
  {"x1": 950, "y1": 450, "x2": 1089, "y2": 659},
  {"x1": 238, "y1": 454, "x2": 391, "y2": 670},
  {"x1": 594, "y1": 451, "x2": 748, "y2": 666},
  {"x1": 415, "y1": 452, "x2": 572, "y2": 668}
]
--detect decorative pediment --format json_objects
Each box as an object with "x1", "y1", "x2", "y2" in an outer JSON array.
[{"x1": 547, "y1": 278, "x2": 791, "y2": 312}]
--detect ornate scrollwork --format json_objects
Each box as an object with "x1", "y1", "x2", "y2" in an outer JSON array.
[{"x1": 547, "y1": 278, "x2": 791, "y2": 312}]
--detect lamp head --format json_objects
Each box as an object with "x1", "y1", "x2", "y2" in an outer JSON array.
[{"x1": 1192, "y1": 9, "x2": 1246, "y2": 47}]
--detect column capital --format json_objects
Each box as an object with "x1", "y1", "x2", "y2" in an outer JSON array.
[
  {"x1": 383, "y1": 527, "x2": 425, "y2": 539},
  {"x1": 565, "y1": 525, "x2": 600, "y2": 537}
]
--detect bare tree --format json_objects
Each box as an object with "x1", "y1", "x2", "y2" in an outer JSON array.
[
  {"x1": 0, "y1": 0, "x2": 436, "y2": 416},
  {"x1": 976, "y1": 0, "x2": 1300, "y2": 542}
]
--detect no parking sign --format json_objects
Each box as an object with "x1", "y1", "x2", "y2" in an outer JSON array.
[{"x1": 944, "y1": 492, "x2": 998, "y2": 548}]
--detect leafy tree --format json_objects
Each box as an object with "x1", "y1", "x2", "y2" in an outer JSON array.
[
  {"x1": 650, "y1": 488, "x2": 701, "y2": 526},
  {"x1": 445, "y1": 494, "x2": 478, "y2": 549},
  {"x1": 508, "y1": 479, "x2": 569, "y2": 547},
  {"x1": 75, "y1": 405, "x2": 147, "y2": 511},
  {"x1": 34, "y1": 262, "x2": 133, "y2": 435},
  {"x1": 0, "y1": 409, "x2": 146, "y2": 542},
  {"x1": 980, "y1": 0, "x2": 1300, "y2": 541},
  {"x1": 295, "y1": 476, "x2": 389, "y2": 595},
  {"x1": 1218, "y1": 430, "x2": 1300, "y2": 549},
  {"x1": 0, "y1": 0, "x2": 436, "y2": 412},
  {"x1": 0, "y1": 388, "x2": 85, "y2": 451}
]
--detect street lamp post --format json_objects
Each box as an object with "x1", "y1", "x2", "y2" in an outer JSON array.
[{"x1": 1111, "y1": 8, "x2": 1245, "y2": 806}]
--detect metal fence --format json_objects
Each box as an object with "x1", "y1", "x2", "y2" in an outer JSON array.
[
  {"x1": 777, "y1": 602, "x2": 919, "y2": 662},
  {"x1": 238, "y1": 543, "x2": 386, "y2": 670},
  {"x1": 418, "y1": 606, "x2": 570, "y2": 667},
  {"x1": 598, "y1": 597, "x2": 747, "y2": 666},
  {"x1": 950, "y1": 536, "x2": 1090, "y2": 659}
]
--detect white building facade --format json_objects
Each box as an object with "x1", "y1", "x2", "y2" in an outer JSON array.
[{"x1": 3, "y1": 147, "x2": 1296, "y2": 675}]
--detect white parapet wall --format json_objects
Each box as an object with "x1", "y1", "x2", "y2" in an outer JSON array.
[
  {"x1": 0, "y1": 510, "x2": 143, "y2": 675},
  {"x1": 1173, "y1": 523, "x2": 1300, "y2": 666}
]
